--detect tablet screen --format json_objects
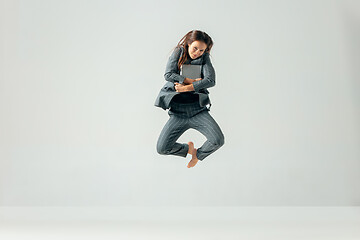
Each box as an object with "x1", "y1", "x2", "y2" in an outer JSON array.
[{"x1": 180, "y1": 64, "x2": 201, "y2": 79}]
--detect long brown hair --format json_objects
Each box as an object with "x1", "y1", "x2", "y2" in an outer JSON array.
[{"x1": 169, "y1": 30, "x2": 214, "y2": 70}]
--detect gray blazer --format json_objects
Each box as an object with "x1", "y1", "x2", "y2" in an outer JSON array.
[{"x1": 154, "y1": 46, "x2": 216, "y2": 110}]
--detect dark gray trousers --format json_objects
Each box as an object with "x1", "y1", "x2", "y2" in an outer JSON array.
[{"x1": 156, "y1": 101, "x2": 225, "y2": 161}]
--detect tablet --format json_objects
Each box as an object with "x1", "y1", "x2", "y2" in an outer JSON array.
[{"x1": 180, "y1": 64, "x2": 202, "y2": 80}]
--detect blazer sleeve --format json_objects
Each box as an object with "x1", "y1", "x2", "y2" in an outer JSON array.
[
  {"x1": 163, "y1": 47, "x2": 186, "y2": 85},
  {"x1": 192, "y1": 52, "x2": 216, "y2": 92}
]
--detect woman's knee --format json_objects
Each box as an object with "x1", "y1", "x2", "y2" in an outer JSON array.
[
  {"x1": 214, "y1": 133, "x2": 225, "y2": 147},
  {"x1": 156, "y1": 140, "x2": 168, "y2": 155}
]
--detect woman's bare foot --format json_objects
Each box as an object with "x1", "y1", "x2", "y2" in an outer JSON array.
[
  {"x1": 188, "y1": 141, "x2": 195, "y2": 155},
  {"x1": 187, "y1": 148, "x2": 199, "y2": 168}
]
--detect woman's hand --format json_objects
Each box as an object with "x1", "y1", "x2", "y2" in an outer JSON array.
[
  {"x1": 174, "y1": 82, "x2": 190, "y2": 92},
  {"x1": 183, "y1": 78, "x2": 202, "y2": 84}
]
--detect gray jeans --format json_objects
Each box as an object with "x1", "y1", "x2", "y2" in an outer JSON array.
[{"x1": 156, "y1": 101, "x2": 225, "y2": 161}]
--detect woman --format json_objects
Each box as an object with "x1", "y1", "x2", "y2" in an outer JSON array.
[{"x1": 154, "y1": 30, "x2": 225, "y2": 168}]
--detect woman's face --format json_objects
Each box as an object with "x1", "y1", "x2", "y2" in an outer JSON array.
[{"x1": 187, "y1": 41, "x2": 207, "y2": 59}]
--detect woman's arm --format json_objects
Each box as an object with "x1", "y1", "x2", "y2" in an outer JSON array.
[
  {"x1": 163, "y1": 47, "x2": 186, "y2": 85},
  {"x1": 191, "y1": 53, "x2": 216, "y2": 92}
]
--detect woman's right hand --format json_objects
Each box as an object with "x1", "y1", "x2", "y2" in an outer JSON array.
[{"x1": 194, "y1": 78, "x2": 202, "y2": 82}]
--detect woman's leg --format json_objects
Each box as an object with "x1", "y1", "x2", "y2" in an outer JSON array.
[
  {"x1": 189, "y1": 111, "x2": 225, "y2": 161},
  {"x1": 156, "y1": 116, "x2": 190, "y2": 158}
]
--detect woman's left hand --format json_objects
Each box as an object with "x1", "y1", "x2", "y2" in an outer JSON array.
[{"x1": 174, "y1": 82, "x2": 189, "y2": 92}]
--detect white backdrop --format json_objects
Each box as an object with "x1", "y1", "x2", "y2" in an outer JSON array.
[{"x1": 0, "y1": 0, "x2": 359, "y2": 206}]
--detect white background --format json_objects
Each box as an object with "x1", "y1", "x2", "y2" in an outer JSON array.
[{"x1": 0, "y1": 0, "x2": 359, "y2": 206}]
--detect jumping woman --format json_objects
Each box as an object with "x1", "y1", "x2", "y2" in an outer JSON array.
[{"x1": 154, "y1": 30, "x2": 225, "y2": 168}]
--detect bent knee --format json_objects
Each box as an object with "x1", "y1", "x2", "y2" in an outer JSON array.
[
  {"x1": 156, "y1": 142, "x2": 169, "y2": 155},
  {"x1": 214, "y1": 135, "x2": 225, "y2": 147}
]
